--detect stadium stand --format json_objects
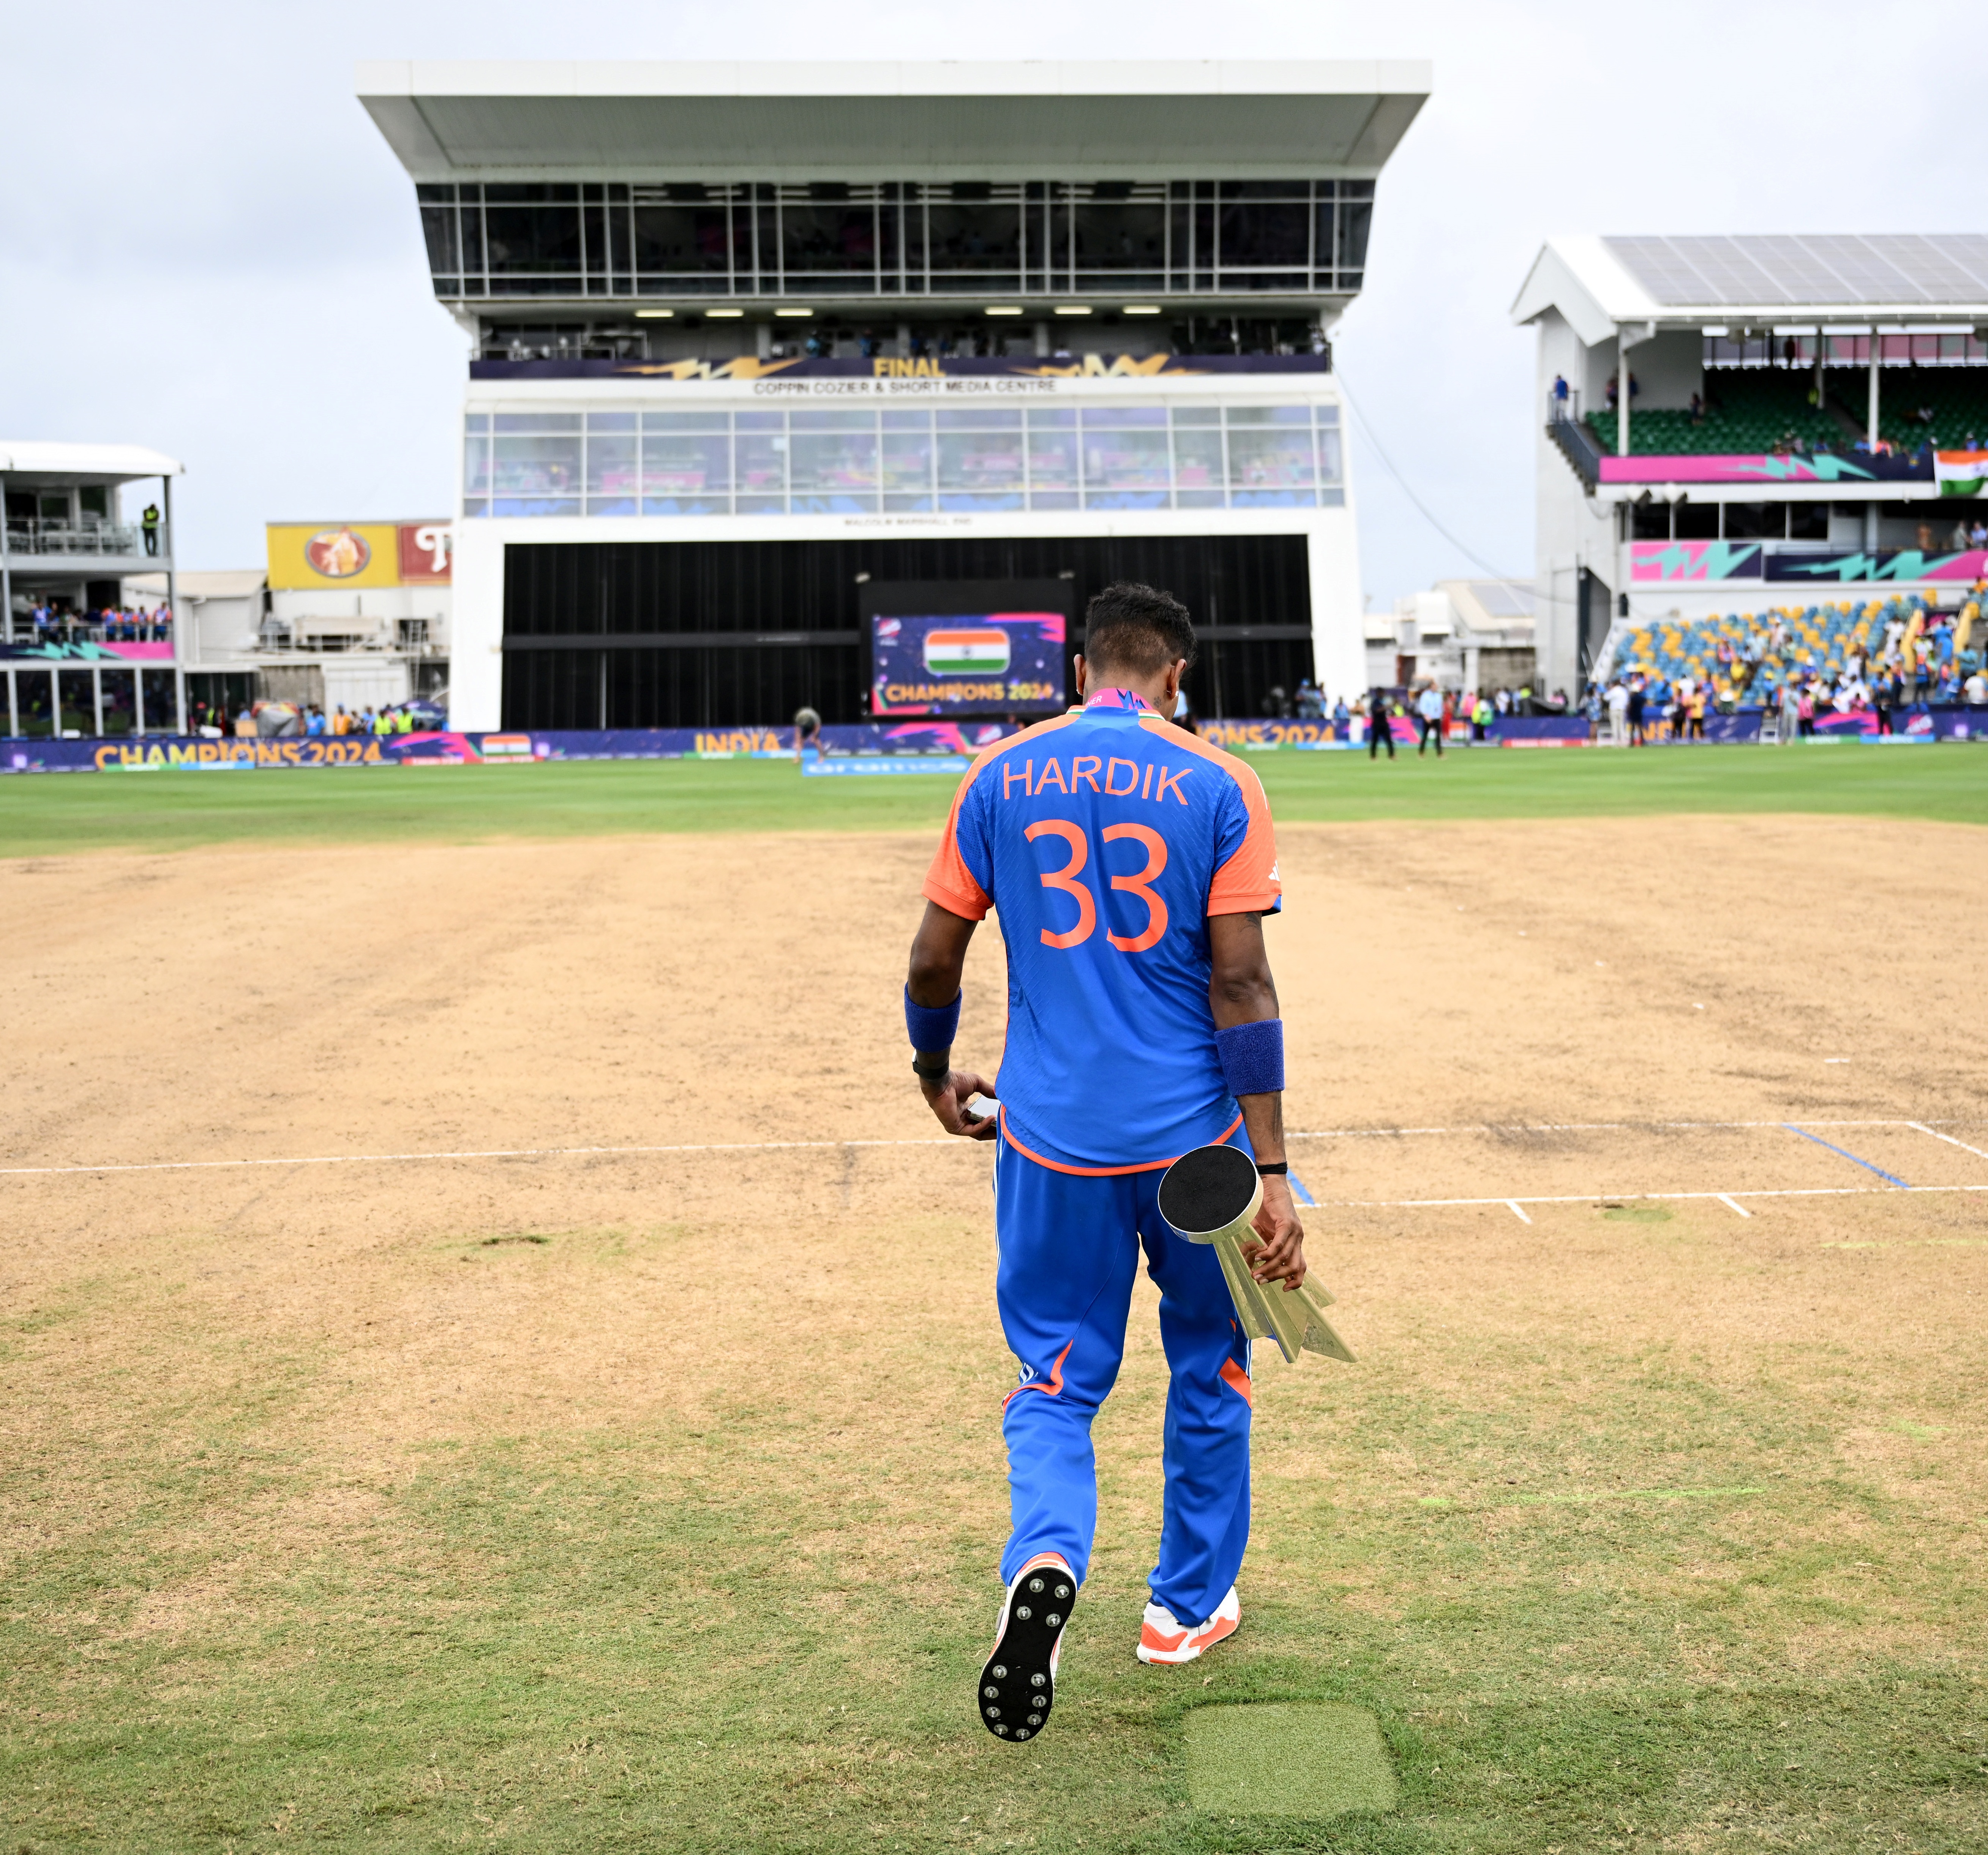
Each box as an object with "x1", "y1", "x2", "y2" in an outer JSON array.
[
  {"x1": 1871, "y1": 367, "x2": 1988, "y2": 450},
  {"x1": 1606, "y1": 591, "x2": 1982, "y2": 703},
  {"x1": 1586, "y1": 369, "x2": 1843, "y2": 456}
]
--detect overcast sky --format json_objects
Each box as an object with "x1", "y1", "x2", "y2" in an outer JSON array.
[{"x1": 3, "y1": 1, "x2": 1972, "y2": 608}]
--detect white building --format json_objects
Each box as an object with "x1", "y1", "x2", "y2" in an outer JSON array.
[
  {"x1": 1378, "y1": 579, "x2": 1536, "y2": 694},
  {"x1": 1513, "y1": 234, "x2": 1988, "y2": 692},
  {"x1": 357, "y1": 60, "x2": 1431, "y2": 731}
]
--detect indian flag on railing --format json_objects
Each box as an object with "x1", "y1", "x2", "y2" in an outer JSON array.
[
  {"x1": 923, "y1": 627, "x2": 1011, "y2": 676},
  {"x1": 1936, "y1": 450, "x2": 1988, "y2": 495}
]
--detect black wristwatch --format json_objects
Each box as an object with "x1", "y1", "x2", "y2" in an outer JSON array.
[
  {"x1": 1256, "y1": 1160, "x2": 1288, "y2": 1176},
  {"x1": 912, "y1": 1053, "x2": 951, "y2": 1081}
]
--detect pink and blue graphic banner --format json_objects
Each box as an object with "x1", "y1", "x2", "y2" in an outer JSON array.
[
  {"x1": 870, "y1": 611, "x2": 1067, "y2": 716},
  {"x1": 1599, "y1": 452, "x2": 1929, "y2": 486},
  {"x1": 1632, "y1": 542, "x2": 1988, "y2": 585}
]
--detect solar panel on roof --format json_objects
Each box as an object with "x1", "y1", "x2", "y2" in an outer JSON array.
[{"x1": 1600, "y1": 233, "x2": 1988, "y2": 307}]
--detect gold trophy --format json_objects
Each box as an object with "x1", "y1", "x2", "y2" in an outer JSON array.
[{"x1": 1157, "y1": 1145, "x2": 1355, "y2": 1366}]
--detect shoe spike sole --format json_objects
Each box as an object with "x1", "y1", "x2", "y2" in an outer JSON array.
[{"x1": 977, "y1": 1568, "x2": 1075, "y2": 1743}]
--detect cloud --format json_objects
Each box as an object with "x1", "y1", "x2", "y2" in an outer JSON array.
[{"x1": 3, "y1": 0, "x2": 1972, "y2": 606}]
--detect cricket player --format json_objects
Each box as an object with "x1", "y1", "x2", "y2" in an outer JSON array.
[{"x1": 902, "y1": 583, "x2": 1307, "y2": 1745}]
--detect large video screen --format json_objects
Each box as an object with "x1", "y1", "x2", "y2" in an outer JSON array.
[{"x1": 864, "y1": 582, "x2": 1071, "y2": 717}]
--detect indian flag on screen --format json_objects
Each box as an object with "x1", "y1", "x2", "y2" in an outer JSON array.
[
  {"x1": 1936, "y1": 450, "x2": 1988, "y2": 495},
  {"x1": 923, "y1": 627, "x2": 1011, "y2": 676}
]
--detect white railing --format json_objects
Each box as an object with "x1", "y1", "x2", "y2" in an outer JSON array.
[{"x1": 4, "y1": 522, "x2": 166, "y2": 557}]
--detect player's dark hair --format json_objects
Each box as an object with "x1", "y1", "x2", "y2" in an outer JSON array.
[{"x1": 1082, "y1": 582, "x2": 1197, "y2": 679}]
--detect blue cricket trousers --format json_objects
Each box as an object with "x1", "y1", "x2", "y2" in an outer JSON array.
[{"x1": 993, "y1": 1136, "x2": 1253, "y2": 1631}]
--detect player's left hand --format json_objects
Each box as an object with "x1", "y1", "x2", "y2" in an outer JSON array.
[
  {"x1": 1242, "y1": 1175, "x2": 1307, "y2": 1290},
  {"x1": 920, "y1": 1069, "x2": 1000, "y2": 1140}
]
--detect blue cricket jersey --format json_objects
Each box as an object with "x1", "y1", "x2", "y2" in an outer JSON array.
[{"x1": 922, "y1": 688, "x2": 1282, "y2": 1173}]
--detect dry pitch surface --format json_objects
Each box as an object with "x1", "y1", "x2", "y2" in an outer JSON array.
[{"x1": 4, "y1": 815, "x2": 1987, "y2": 1853}]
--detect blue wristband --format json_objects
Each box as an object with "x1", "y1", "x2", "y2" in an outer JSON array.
[
  {"x1": 905, "y1": 985, "x2": 961, "y2": 1052},
  {"x1": 1215, "y1": 1018, "x2": 1284, "y2": 1097}
]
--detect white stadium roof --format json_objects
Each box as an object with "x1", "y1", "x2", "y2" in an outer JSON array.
[
  {"x1": 0, "y1": 441, "x2": 182, "y2": 485},
  {"x1": 356, "y1": 60, "x2": 1431, "y2": 180},
  {"x1": 1512, "y1": 234, "x2": 1988, "y2": 344}
]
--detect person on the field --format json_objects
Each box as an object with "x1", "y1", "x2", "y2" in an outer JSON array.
[
  {"x1": 903, "y1": 581, "x2": 1303, "y2": 1743},
  {"x1": 1415, "y1": 683, "x2": 1444, "y2": 756},
  {"x1": 1367, "y1": 688, "x2": 1396, "y2": 759}
]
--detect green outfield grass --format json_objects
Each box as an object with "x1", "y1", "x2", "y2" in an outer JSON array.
[{"x1": 0, "y1": 743, "x2": 1983, "y2": 857}]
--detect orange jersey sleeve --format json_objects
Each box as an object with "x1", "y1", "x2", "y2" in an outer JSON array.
[
  {"x1": 1206, "y1": 755, "x2": 1282, "y2": 916},
  {"x1": 921, "y1": 758, "x2": 994, "y2": 920}
]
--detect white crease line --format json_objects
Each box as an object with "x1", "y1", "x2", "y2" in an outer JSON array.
[
  {"x1": 0, "y1": 1137, "x2": 957, "y2": 1179},
  {"x1": 1718, "y1": 1194, "x2": 1753, "y2": 1219},
  {"x1": 3, "y1": 1120, "x2": 1983, "y2": 1186},
  {"x1": 1326, "y1": 1186, "x2": 1988, "y2": 1208},
  {"x1": 1505, "y1": 1200, "x2": 1532, "y2": 1224},
  {"x1": 1909, "y1": 1121, "x2": 1988, "y2": 1163},
  {"x1": 1289, "y1": 1118, "x2": 1969, "y2": 1140}
]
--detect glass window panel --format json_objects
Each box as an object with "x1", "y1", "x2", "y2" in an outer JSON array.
[
  {"x1": 736, "y1": 433, "x2": 789, "y2": 495},
  {"x1": 884, "y1": 493, "x2": 935, "y2": 513},
  {"x1": 882, "y1": 431, "x2": 933, "y2": 492},
  {"x1": 642, "y1": 434, "x2": 730, "y2": 496},
  {"x1": 935, "y1": 409, "x2": 1022, "y2": 430},
  {"x1": 644, "y1": 411, "x2": 730, "y2": 432},
  {"x1": 100, "y1": 668, "x2": 136, "y2": 737},
  {"x1": 421, "y1": 202, "x2": 458, "y2": 276},
  {"x1": 926, "y1": 196, "x2": 1022, "y2": 273},
  {"x1": 1073, "y1": 200, "x2": 1166, "y2": 273},
  {"x1": 1030, "y1": 490, "x2": 1079, "y2": 511},
  {"x1": 464, "y1": 434, "x2": 491, "y2": 497},
  {"x1": 938, "y1": 429, "x2": 1026, "y2": 493},
  {"x1": 1315, "y1": 406, "x2": 1340, "y2": 428},
  {"x1": 736, "y1": 495, "x2": 786, "y2": 515},
  {"x1": 1171, "y1": 406, "x2": 1221, "y2": 426},
  {"x1": 632, "y1": 205, "x2": 733, "y2": 275},
  {"x1": 1224, "y1": 405, "x2": 1312, "y2": 425},
  {"x1": 1315, "y1": 426, "x2": 1343, "y2": 483},
  {"x1": 882, "y1": 408, "x2": 932, "y2": 431},
  {"x1": 1027, "y1": 426, "x2": 1079, "y2": 490},
  {"x1": 1226, "y1": 428, "x2": 1315, "y2": 494},
  {"x1": 1336, "y1": 202, "x2": 1372, "y2": 271},
  {"x1": 1219, "y1": 202, "x2": 1309, "y2": 269},
  {"x1": 790, "y1": 409, "x2": 877, "y2": 432},
  {"x1": 735, "y1": 410, "x2": 785, "y2": 432},
  {"x1": 1336, "y1": 270, "x2": 1363, "y2": 292},
  {"x1": 1083, "y1": 427, "x2": 1171, "y2": 490},
  {"x1": 492, "y1": 435, "x2": 583, "y2": 506},
  {"x1": 782, "y1": 201, "x2": 877, "y2": 275},
  {"x1": 1027, "y1": 406, "x2": 1077, "y2": 428},
  {"x1": 464, "y1": 411, "x2": 490, "y2": 431},
  {"x1": 790, "y1": 430, "x2": 879, "y2": 494},
  {"x1": 494, "y1": 413, "x2": 581, "y2": 432},
  {"x1": 587, "y1": 411, "x2": 638, "y2": 432},
  {"x1": 1081, "y1": 406, "x2": 1167, "y2": 428},
  {"x1": 586, "y1": 434, "x2": 638, "y2": 498},
  {"x1": 463, "y1": 499, "x2": 490, "y2": 518},
  {"x1": 1173, "y1": 429, "x2": 1225, "y2": 493},
  {"x1": 483, "y1": 187, "x2": 583, "y2": 277}
]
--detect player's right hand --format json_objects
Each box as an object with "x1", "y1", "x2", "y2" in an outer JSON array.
[{"x1": 920, "y1": 1069, "x2": 1000, "y2": 1140}]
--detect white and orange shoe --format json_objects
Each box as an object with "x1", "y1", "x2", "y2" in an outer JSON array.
[
  {"x1": 1136, "y1": 1585, "x2": 1241, "y2": 1665},
  {"x1": 977, "y1": 1552, "x2": 1077, "y2": 1743}
]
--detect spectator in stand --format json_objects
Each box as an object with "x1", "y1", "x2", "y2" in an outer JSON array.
[
  {"x1": 141, "y1": 503, "x2": 161, "y2": 556},
  {"x1": 1966, "y1": 665, "x2": 1987, "y2": 704},
  {"x1": 1626, "y1": 679, "x2": 1647, "y2": 746},
  {"x1": 1552, "y1": 374, "x2": 1570, "y2": 415},
  {"x1": 1472, "y1": 692, "x2": 1492, "y2": 742},
  {"x1": 235, "y1": 705, "x2": 258, "y2": 739},
  {"x1": 1689, "y1": 391, "x2": 1705, "y2": 423},
  {"x1": 1331, "y1": 694, "x2": 1350, "y2": 735},
  {"x1": 1494, "y1": 688, "x2": 1512, "y2": 717},
  {"x1": 1367, "y1": 688, "x2": 1397, "y2": 761},
  {"x1": 1415, "y1": 684, "x2": 1444, "y2": 758}
]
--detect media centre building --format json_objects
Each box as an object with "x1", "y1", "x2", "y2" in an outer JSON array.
[{"x1": 358, "y1": 60, "x2": 1429, "y2": 733}]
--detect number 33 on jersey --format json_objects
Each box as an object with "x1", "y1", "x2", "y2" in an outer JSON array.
[{"x1": 921, "y1": 688, "x2": 1282, "y2": 1174}]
